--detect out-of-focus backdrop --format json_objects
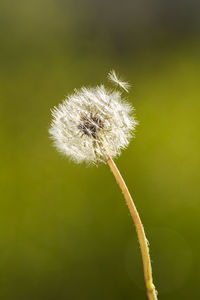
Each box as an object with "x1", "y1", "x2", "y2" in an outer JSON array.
[{"x1": 1, "y1": 0, "x2": 200, "y2": 299}]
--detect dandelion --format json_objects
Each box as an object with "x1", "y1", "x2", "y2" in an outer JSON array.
[
  {"x1": 49, "y1": 84, "x2": 136, "y2": 164},
  {"x1": 49, "y1": 71, "x2": 158, "y2": 300}
]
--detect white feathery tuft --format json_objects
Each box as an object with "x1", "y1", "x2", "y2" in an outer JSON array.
[
  {"x1": 49, "y1": 72, "x2": 137, "y2": 164},
  {"x1": 108, "y1": 70, "x2": 130, "y2": 92}
]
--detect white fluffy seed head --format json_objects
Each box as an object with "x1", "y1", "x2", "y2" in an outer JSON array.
[{"x1": 49, "y1": 72, "x2": 137, "y2": 164}]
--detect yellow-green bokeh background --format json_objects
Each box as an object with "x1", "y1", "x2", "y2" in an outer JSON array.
[{"x1": 1, "y1": 1, "x2": 200, "y2": 299}]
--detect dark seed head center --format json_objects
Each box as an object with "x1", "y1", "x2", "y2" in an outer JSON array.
[{"x1": 78, "y1": 113, "x2": 104, "y2": 139}]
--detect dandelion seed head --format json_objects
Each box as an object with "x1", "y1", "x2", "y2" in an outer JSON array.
[
  {"x1": 108, "y1": 70, "x2": 130, "y2": 92},
  {"x1": 49, "y1": 72, "x2": 137, "y2": 164}
]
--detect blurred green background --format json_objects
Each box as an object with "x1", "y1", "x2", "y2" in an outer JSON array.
[{"x1": 0, "y1": 0, "x2": 200, "y2": 299}]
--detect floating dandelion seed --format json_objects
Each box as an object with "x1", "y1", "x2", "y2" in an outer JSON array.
[
  {"x1": 49, "y1": 71, "x2": 158, "y2": 300},
  {"x1": 108, "y1": 70, "x2": 130, "y2": 92},
  {"x1": 49, "y1": 78, "x2": 137, "y2": 164}
]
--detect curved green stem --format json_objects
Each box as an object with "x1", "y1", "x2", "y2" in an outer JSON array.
[{"x1": 107, "y1": 156, "x2": 158, "y2": 300}]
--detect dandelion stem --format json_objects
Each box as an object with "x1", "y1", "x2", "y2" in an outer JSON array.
[{"x1": 107, "y1": 156, "x2": 158, "y2": 300}]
